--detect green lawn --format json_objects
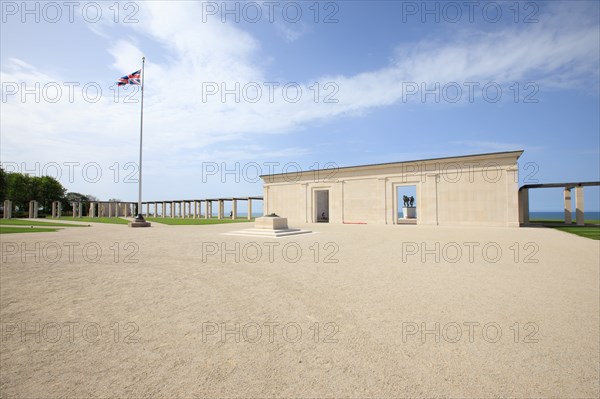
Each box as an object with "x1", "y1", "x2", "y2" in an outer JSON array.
[
  {"x1": 57, "y1": 216, "x2": 130, "y2": 225},
  {"x1": 528, "y1": 219, "x2": 600, "y2": 240},
  {"x1": 0, "y1": 226, "x2": 60, "y2": 234},
  {"x1": 146, "y1": 217, "x2": 254, "y2": 226},
  {"x1": 0, "y1": 219, "x2": 89, "y2": 227},
  {"x1": 552, "y1": 226, "x2": 600, "y2": 240}
]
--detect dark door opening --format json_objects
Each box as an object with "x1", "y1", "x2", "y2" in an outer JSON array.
[{"x1": 315, "y1": 190, "x2": 329, "y2": 223}]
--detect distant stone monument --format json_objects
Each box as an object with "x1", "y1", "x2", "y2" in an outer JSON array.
[
  {"x1": 3, "y1": 200, "x2": 12, "y2": 219},
  {"x1": 224, "y1": 213, "x2": 311, "y2": 237}
]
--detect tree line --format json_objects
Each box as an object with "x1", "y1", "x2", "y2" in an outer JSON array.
[{"x1": 0, "y1": 167, "x2": 112, "y2": 217}]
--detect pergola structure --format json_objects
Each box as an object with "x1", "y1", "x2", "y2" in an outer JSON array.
[
  {"x1": 519, "y1": 182, "x2": 599, "y2": 225},
  {"x1": 48, "y1": 197, "x2": 262, "y2": 220},
  {"x1": 140, "y1": 197, "x2": 263, "y2": 220}
]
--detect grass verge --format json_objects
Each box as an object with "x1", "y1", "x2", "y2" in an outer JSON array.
[
  {"x1": 529, "y1": 219, "x2": 600, "y2": 240},
  {"x1": 0, "y1": 219, "x2": 89, "y2": 227},
  {"x1": 57, "y1": 217, "x2": 130, "y2": 225},
  {"x1": 0, "y1": 226, "x2": 60, "y2": 234}
]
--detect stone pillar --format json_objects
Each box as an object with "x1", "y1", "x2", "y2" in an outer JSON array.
[
  {"x1": 183, "y1": 202, "x2": 187, "y2": 218},
  {"x1": 72, "y1": 202, "x2": 76, "y2": 218},
  {"x1": 29, "y1": 200, "x2": 38, "y2": 218},
  {"x1": 518, "y1": 189, "x2": 529, "y2": 224},
  {"x1": 115, "y1": 202, "x2": 121, "y2": 217},
  {"x1": 564, "y1": 188, "x2": 572, "y2": 224},
  {"x1": 51, "y1": 201, "x2": 57, "y2": 219},
  {"x1": 169, "y1": 202, "x2": 174, "y2": 218},
  {"x1": 575, "y1": 186, "x2": 584, "y2": 226},
  {"x1": 218, "y1": 200, "x2": 223, "y2": 219},
  {"x1": 247, "y1": 198, "x2": 252, "y2": 220},
  {"x1": 232, "y1": 199, "x2": 237, "y2": 220},
  {"x1": 206, "y1": 201, "x2": 211, "y2": 219},
  {"x1": 3, "y1": 200, "x2": 12, "y2": 219},
  {"x1": 77, "y1": 202, "x2": 82, "y2": 218},
  {"x1": 162, "y1": 202, "x2": 166, "y2": 218},
  {"x1": 90, "y1": 202, "x2": 96, "y2": 218}
]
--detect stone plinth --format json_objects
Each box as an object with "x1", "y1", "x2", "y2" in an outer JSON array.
[
  {"x1": 255, "y1": 216, "x2": 288, "y2": 230},
  {"x1": 129, "y1": 221, "x2": 152, "y2": 228},
  {"x1": 403, "y1": 207, "x2": 416, "y2": 219},
  {"x1": 224, "y1": 215, "x2": 311, "y2": 238}
]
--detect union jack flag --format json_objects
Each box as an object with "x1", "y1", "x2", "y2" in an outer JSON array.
[{"x1": 117, "y1": 69, "x2": 141, "y2": 86}]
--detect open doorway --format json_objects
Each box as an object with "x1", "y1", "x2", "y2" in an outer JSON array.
[
  {"x1": 396, "y1": 185, "x2": 417, "y2": 224},
  {"x1": 315, "y1": 190, "x2": 329, "y2": 223}
]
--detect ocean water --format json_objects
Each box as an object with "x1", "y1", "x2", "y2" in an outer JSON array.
[
  {"x1": 396, "y1": 211, "x2": 600, "y2": 220},
  {"x1": 530, "y1": 211, "x2": 600, "y2": 220}
]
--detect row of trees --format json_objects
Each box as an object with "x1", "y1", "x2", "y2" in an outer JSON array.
[{"x1": 0, "y1": 167, "x2": 112, "y2": 217}]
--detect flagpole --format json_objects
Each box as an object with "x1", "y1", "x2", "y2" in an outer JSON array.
[{"x1": 136, "y1": 56, "x2": 145, "y2": 222}]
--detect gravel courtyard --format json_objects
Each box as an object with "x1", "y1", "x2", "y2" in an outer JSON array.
[{"x1": 1, "y1": 221, "x2": 598, "y2": 398}]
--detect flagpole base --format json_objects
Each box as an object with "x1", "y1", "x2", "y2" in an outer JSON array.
[{"x1": 129, "y1": 214, "x2": 151, "y2": 228}]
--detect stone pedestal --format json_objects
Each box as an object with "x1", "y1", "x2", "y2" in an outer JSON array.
[
  {"x1": 224, "y1": 215, "x2": 311, "y2": 238},
  {"x1": 3, "y1": 200, "x2": 12, "y2": 219},
  {"x1": 255, "y1": 216, "x2": 288, "y2": 230},
  {"x1": 29, "y1": 200, "x2": 38, "y2": 218},
  {"x1": 129, "y1": 221, "x2": 151, "y2": 227},
  {"x1": 403, "y1": 207, "x2": 416, "y2": 219}
]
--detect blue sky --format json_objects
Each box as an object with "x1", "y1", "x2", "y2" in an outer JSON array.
[{"x1": 1, "y1": 0, "x2": 599, "y2": 211}]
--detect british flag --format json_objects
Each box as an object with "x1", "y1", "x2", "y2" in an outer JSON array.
[{"x1": 117, "y1": 69, "x2": 141, "y2": 86}]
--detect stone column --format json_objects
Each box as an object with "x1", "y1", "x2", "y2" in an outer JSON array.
[
  {"x1": 183, "y1": 202, "x2": 188, "y2": 218},
  {"x1": 78, "y1": 202, "x2": 82, "y2": 218},
  {"x1": 51, "y1": 201, "x2": 57, "y2": 218},
  {"x1": 575, "y1": 186, "x2": 584, "y2": 226},
  {"x1": 72, "y1": 202, "x2": 76, "y2": 218},
  {"x1": 518, "y1": 189, "x2": 529, "y2": 224},
  {"x1": 206, "y1": 201, "x2": 211, "y2": 219},
  {"x1": 4, "y1": 200, "x2": 12, "y2": 219},
  {"x1": 232, "y1": 199, "x2": 237, "y2": 220},
  {"x1": 564, "y1": 188, "x2": 572, "y2": 224},
  {"x1": 115, "y1": 202, "x2": 121, "y2": 217},
  {"x1": 247, "y1": 198, "x2": 252, "y2": 220},
  {"x1": 108, "y1": 202, "x2": 113, "y2": 218},
  {"x1": 162, "y1": 202, "x2": 166, "y2": 218},
  {"x1": 29, "y1": 200, "x2": 38, "y2": 218},
  {"x1": 90, "y1": 202, "x2": 96, "y2": 218},
  {"x1": 218, "y1": 200, "x2": 223, "y2": 219}
]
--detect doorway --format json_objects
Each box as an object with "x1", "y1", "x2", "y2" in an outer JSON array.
[
  {"x1": 315, "y1": 190, "x2": 329, "y2": 223},
  {"x1": 396, "y1": 185, "x2": 417, "y2": 224}
]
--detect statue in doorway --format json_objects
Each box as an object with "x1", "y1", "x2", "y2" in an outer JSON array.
[
  {"x1": 409, "y1": 196, "x2": 415, "y2": 207},
  {"x1": 403, "y1": 195, "x2": 409, "y2": 207}
]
